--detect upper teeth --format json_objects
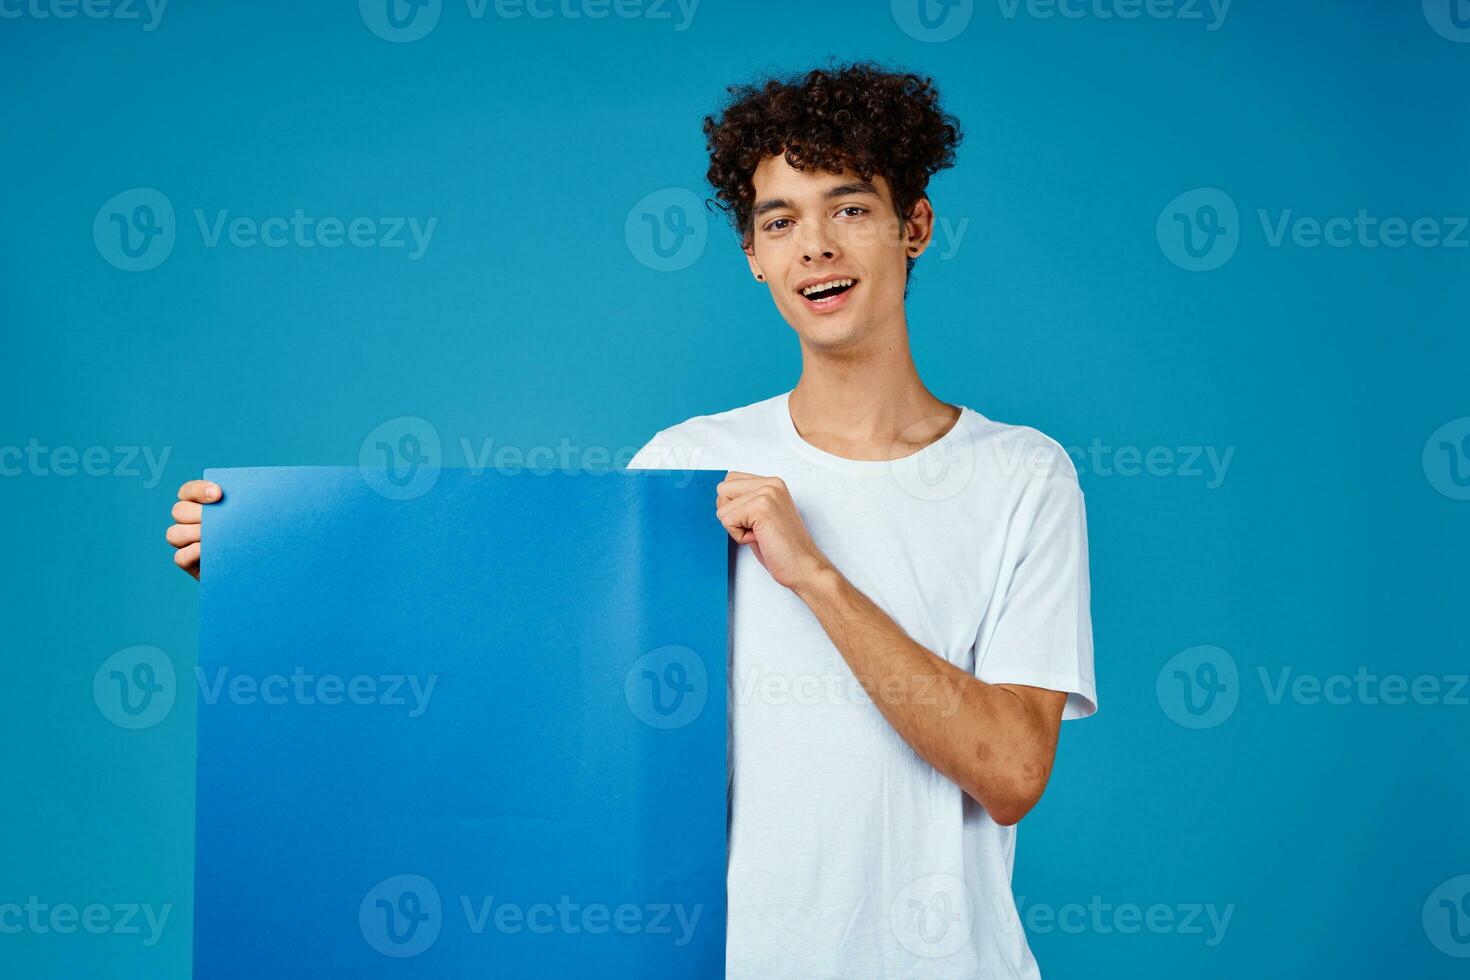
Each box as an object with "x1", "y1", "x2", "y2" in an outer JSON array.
[{"x1": 802, "y1": 278, "x2": 853, "y2": 297}]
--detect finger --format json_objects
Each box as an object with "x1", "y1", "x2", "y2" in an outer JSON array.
[
  {"x1": 171, "y1": 500, "x2": 203, "y2": 524},
  {"x1": 715, "y1": 499, "x2": 760, "y2": 543},
  {"x1": 178, "y1": 480, "x2": 222, "y2": 504},
  {"x1": 166, "y1": 523, "x2": 201, "y2": 547},
  {"x1": 724, "y1": 471, "x2": 782, "y2": 485},
  {"x1": 174, "y1": 542, "x2": 201, "y2": 575},
  {"x1": 716, "y1": 516, "x2": 755, "y2": 545},
  {"x1": 718, "y1": 486, "x2": 778, "y2": 513},
  {"x1": 716, "y1": 476, "x2": 778, "y2": 498}
]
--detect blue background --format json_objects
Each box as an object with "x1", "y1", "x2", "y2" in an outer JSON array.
[{"x1": 2, "y1": 0, "x2": 1466, "y2": 977}]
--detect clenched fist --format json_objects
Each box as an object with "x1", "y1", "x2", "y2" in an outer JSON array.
[{"x1": 715, "y1": 471, "x2": 829, "y2": 592}]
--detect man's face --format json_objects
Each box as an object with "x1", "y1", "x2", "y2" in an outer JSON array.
[{"x1": 745, "y1": 154, "x2": 933, "y2": 354}]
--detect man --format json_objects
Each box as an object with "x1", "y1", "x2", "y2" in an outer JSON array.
[{"x1": 168, "y1": 62, "x2": 1096, "y2": 978}]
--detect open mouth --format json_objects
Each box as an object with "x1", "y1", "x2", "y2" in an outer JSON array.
[{"x1": 798, "y1": 277, "x2": 858, "y2": 311}]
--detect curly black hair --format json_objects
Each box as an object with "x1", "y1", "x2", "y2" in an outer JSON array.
[{"x1": 702, "y1": 61, "x2": 963, "y2": 284}]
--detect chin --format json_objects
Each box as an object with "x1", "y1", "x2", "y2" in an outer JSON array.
[{"x1": 793, "y1": 314, "x2": 871, "y2": 353}]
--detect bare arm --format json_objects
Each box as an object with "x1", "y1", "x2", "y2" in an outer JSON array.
[
  {"x1": 716, "y1": 471, "x2": 1067, "y2": 826},
  {"x1": 794, "y1": 561, "x2": 1066, "y2": 825}
]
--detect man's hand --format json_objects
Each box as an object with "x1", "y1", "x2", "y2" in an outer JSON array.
[
  {"x1": 167, "y1": 479, "x2": 222, "y2": 579},
  {"x1": 715, "y1": 471, "x2": 828, "y2": 591}
]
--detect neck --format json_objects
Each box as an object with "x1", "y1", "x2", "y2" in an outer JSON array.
[{"x1": 788, "y1": 320, "x2": 959, "y2": 459}]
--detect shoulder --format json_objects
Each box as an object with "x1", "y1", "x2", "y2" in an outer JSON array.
[
  {"x1": 960, "y1": 409, "x2": 1082, "y2": 496},
  {"x1": 626, "y1": 392, "x2": 787, "y2": 471}
]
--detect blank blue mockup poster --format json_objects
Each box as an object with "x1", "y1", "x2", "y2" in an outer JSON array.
[{"x1": 194, "y1": 467, "x2": 728, "y2": 978}]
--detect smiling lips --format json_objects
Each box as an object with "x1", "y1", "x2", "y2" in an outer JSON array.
[{"x1": 796, "y1": 276, "x2": 858, "y2": 313}]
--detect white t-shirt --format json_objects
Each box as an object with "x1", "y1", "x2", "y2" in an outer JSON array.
[{"x1": 628, "y1": 390, "x2": 1097, "y2": 980}]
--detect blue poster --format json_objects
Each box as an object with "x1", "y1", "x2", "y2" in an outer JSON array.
[{"x1": 194, "y1": 467, "x2": 728, "y2": 978}]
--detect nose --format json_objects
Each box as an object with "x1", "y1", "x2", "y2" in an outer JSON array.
[{"x1": 798, "y1": 222, "x2": 840, "y2": 264}]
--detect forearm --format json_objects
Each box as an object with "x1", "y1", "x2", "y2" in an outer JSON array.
[{"x1": 793, "y1": 560, "x2": 1061, "y2": 825}]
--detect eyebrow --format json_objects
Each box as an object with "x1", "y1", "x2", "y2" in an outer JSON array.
[{"x1": 752, "y1": 180, "x2": 882, "y2": 219}]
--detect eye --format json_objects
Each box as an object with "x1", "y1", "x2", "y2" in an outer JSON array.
[
  {"x1": 764, "y1": 218, "x2": 793, "y2": 232},
  {"x1": 838, "y1": 206, "x2": 868, "y2": 218}
]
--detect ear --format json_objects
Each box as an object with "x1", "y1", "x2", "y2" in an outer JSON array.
[
  {"x1": 901, "y1": 197, "x2": 937, "y2": 261},
  {"x1": 743, "y1": 237, "x2": 765, "y2": 282}
]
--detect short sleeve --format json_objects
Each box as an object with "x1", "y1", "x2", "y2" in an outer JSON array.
[
  {"x1": 974, "y1": 463, "x2": 1097, "y2": 721},
  {"x1": 625, "y1": 430, "x2": 671, "y2": 471}
]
